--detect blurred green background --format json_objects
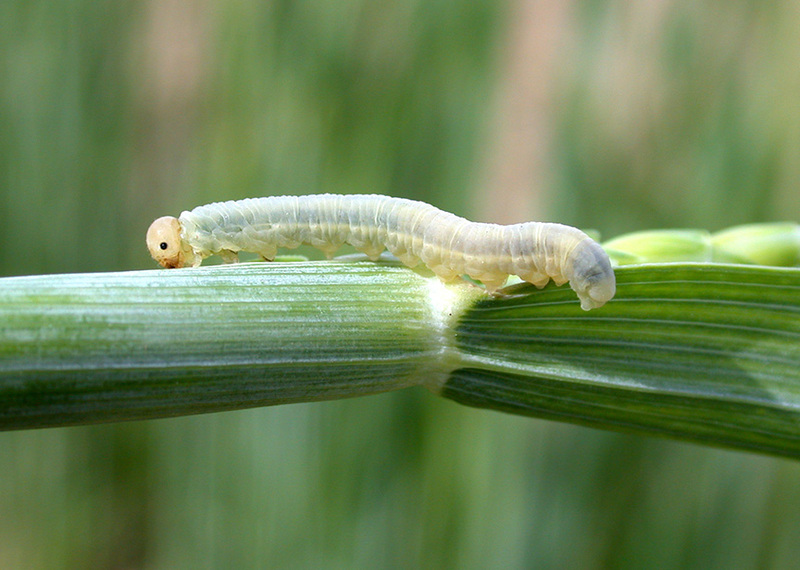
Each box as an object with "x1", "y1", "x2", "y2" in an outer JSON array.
[{"x1": 2, "y1": 1, "x2": 800, "y2": 568}]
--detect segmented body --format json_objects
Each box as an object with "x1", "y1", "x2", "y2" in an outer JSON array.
[{"x1": 146, "y1": 194, "x2": 615, "y2": 310}]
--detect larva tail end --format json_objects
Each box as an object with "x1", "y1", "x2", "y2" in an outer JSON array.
[
  {"x1": 569, "y1": 238, "x2": 617, "y2": 310},
  {"x1": 146, "y1": 216, "x2": 189, "y2": 268},
  {"x1": 576, "y1": 276, "x2": 616, "y2": 310}
]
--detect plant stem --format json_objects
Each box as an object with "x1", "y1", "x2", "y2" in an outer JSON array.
[{"x1": 0, "y1": 261, "x2": 475, "y2": 429}]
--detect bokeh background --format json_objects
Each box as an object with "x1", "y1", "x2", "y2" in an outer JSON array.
[{"x1": 2, "y1": 1, "x2": 800, "y2": 568}]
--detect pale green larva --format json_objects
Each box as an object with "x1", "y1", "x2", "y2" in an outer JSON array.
[{"x1": 146, "y1": 194, "x2": 616, "y2": 310}]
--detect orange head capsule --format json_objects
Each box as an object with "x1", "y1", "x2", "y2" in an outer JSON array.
[{"x1": 146, "y1": 216, "x2": 188, "y2": 268}]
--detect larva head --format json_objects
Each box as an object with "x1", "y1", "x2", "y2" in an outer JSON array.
[
  {"x1": 568, "y1": 239, "x2": 617, "y2": 310},
  {"x1": 146, "y1": 216, "x2": 188, "y2": 268}
]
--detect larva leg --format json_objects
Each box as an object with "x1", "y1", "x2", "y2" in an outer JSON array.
[
  {"x1": 220, "y1": 250, "x2": 239, "y2": 264},
  {"x1": 393, "y1": 251, "x2": 421, "y2": 267},
  {"x1": 478, "y1": 276, "x2": 508, "y2": 294},
  {"x1": 429, "y1": 264, "x2": 459, "y2": 282},
  {"x1": 518, "y1": 271, "x2": 550, "y2": 288},
  {"x1": 259, "y1": 245, "x2": 278, "y2": 262},
  {"x1": 359, "y1": 244, "x2": 385, "y2": 261},
  {"x1": 318, "y1": 245, "x2": 339, "y2": 260}
]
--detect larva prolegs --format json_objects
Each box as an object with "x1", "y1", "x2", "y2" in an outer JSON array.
[
  {"x1": 220, "y1": 250, "x2": 239, "y2": 264},
  {"x1": 422, "y1": 260, "x2": 461, "y2": 284},
  {"x1": 317, "y1": 244, "x2": 340, "y2": 259},
  {"x1": 384, "y1": 242, "x2": 421, "y2": 268},
  {"x1": 517, "y1": 271, "x2": 550, "y2": 289},
  {"x1": 355, "y1": 242, "x2": 385, "y2": 261},
  {"x1": 477, "y1": 276, "x2": 509, "y2": 294}
]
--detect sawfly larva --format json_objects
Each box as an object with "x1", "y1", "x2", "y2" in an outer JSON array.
[{"x1": 146, "y1": 194, "x2": 616, "y2": 310}]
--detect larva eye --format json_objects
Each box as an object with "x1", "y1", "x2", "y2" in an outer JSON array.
[{"x1": 146, "y1": 216, "x2": 186, "y2": 268}]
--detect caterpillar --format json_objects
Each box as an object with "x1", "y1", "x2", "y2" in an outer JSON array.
[{"x1": 146, "y1": 194, "x2": 616, "y2": 310}]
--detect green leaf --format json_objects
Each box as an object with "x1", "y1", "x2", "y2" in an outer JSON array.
[{"x1": 444, "y1": 264, "x2": 800, "y2": 458}]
